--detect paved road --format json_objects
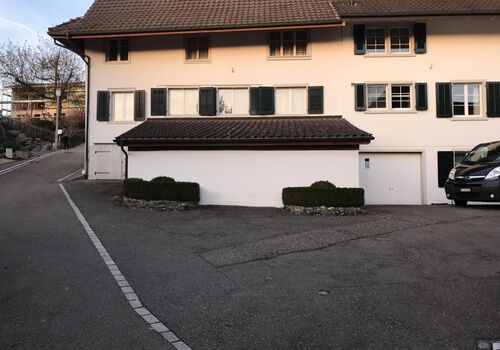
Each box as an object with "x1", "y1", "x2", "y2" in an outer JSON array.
[
  {"x1": 1, "y1": 147, "x2": 500, "y2": 349},
  {"x1": 0, "y1": 147, "x2": 168, "y2": 349}
]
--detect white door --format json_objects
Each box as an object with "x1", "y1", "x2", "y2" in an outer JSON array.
[
  {"x1": 360, "y1": 153, "x2": 422, "y2": 205},
  {"x1": 91, "y1": 144, "x2": 125, "y2": 180}
]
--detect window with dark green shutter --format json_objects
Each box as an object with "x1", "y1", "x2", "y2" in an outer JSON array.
[
  {"x1": 199, "y1": 87, "x2": 217, "y2": 116},
  {"x1": 151, "y1": 88, "x2": 167, "y2": 116},
  {"x1": 308, "y1": 86, "x2": 324, "y2": 114},
  {"x1": 97, "y1": 91, "x2": 110, "y2": 121},
  {"x1": 415, "y1": 83, "x2": 428, "y2": 111},
  {"x1": 486, "y1": 82, "x2": 500, "y2": 118},
  {"x1": 353, "y1": 24, "x2": 366, "y2": 55},
  {"x1": 134, "y1": 90, "x2": 146, "y2": 121},
  {"x1": 436, "y1": 83, "x2": 452, "y2": 118},
  {"x1": 414, "y1": 23, "x2": 427, "y2": 54},
  {"x1": 354, "y1": 84, "x2": 366, "y2": 111},
  {"x1": 437, "y1": 151, "x2": 454, "y2": 188},
  {"x1": 249, "y1": 87, "x2": 275, "y2": 115}
]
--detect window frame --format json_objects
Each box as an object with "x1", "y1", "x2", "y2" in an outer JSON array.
[
  {"x1": 365, "y1": 24, "x2": 413, "y2": 56},
  {"x1": 365, "y1": 82, "x2": 416, "y2": 112},
  {"x1": 167, "y1": 88, "x2": 200, "y2": 116},
  {"x1": 274, "y1": 86, "x2": 308, "y2": 115},
  {"x1": 268, "y1": 30, "x2": 311, "y2": 59},
  {"x1": 110, "y1": 90, "x2": 135, "y2": 122},
  {"x1": 451, "y1": 82, "x2": 483, "y2": 118},
  {"x1": 184, "y1": 35, "x2": 211, "y2": 63},
  {"x1": 216, "y1": 87, "x2": 250, "y2": 116},
  {"x1": 105, "y1": 39, "x2": 130, "y2": 63}
]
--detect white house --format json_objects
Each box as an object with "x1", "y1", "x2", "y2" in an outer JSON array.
[{"x1": 48, "y1": 0, "x2": 500, "y2": 206}]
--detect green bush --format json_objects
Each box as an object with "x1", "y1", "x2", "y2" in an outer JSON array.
[
  {"x1": 310, "y1": 181, "x2": 336, "y2": 189},
  {"x1": 151, "y1": 176, "x2": 175, "y2": 183},
  {"x1": 282, "y1": 187, "x2": 364, "y2": 208},
  {"x1": 123, "y1": 178, "x2": 199, "y2": 202}
]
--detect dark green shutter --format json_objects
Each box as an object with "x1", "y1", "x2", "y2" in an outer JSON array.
[
  {"x1": 96, "y1": 91, "x2": 109, "y2": 121},
  {"x1": 249, "y1": 87, "x2": 275, "y2": 115},
  {"x1": 134, "y1": 90, "x2": 146, "y2": 121},
  {"x1": 414, "y1": 23, "x2": 427, "y2": 54},
  {"x1": 151, "y1": 88, "x2": 167, "y2": 116},
  {"x1": 354, "y1": 84, "x2": 366, "y2": 111},
  {"x1": 260, "y1": 87, "x2": 275, "y2": 115},
  {"x1": 199, "y1": 87, "x2": 217, "y2": 116},
  {"x1": 249, "y1": 87, "x2": 259, "y2": 115},
  {"x1": 415, "y1": 83, "x2": 428, "y2": 111},
  {"x1": 436, "y1": 83, "x2": 452, "y2": 118},
  {"x1": 353, "y1": 24, "x2": 366, "y2": 55},
  {"x1": 308, "y1": 86, "x2": 324, "y2": 114},
  {"x1": 437, "y1": 151, "x2": 454, "y2": 188},
  {"x1": 486, "y1": 82, "x2": 500, "y2": 118}
]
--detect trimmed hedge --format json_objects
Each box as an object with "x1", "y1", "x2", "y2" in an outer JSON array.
[
  {"x1": 123, "y1": 178, "x2": 200, "y2": 202},
  {"x1": 151, "y1": 176, "x2": 175, "y2": 183},
  {"x1": 282, "y1": 187, "x2": 365, "y2": 208}
]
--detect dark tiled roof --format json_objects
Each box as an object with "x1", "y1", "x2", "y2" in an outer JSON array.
[
  {"x1": 114, "y1": 116, "x2": 373, "y2": 148},
  {"x1": 332, "y1": 0, "x2": 500, "y2": 18},
  {"x1": 48, "y1": 0, "x2": 340, "y2": 37}
]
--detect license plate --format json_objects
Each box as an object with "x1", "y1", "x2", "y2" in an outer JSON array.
[{"x1": 460, "y1": 188, "x2": 472, "y2": 192}]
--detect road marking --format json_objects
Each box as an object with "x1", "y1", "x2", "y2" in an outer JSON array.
[
  {"x1": 57, "y1": 168, "x2": 84, "y2": 182},
  {"x1": 0, "y1": 152, "x2": 59, "y2": 176},
  {"x1": 59, "y1": 184, "x2": 192, "y2": 350}
]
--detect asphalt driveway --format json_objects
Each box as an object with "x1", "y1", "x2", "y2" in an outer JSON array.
[{"x1": 63, "y1": 180, "x2": 500, "y2": 350}]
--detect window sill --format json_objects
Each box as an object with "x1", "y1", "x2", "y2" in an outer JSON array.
[
  {"x1": 184, "y1": 60, "x2": 211, "y2": 64},
  {"x1": 267, "y1": 56, "x2": 311, "y2": 61},
  {"x1": 104, "y1": 60, "x2": 131, "y2": 65},
  {"x1": 451, "y1": 117, "x2": 489, "y2": 121},
  {"x1": 365, "y1": 110, "x2": 417, "y2": 115},
  {"x1": 363, "y1": 53, "x2": 416, "y2": 58},
  {"x1": 107, "y1": 121, "x2": 138, "y2": 124}
]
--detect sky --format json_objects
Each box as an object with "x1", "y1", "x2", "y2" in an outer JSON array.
[{"x1": 0, "y1": 0, "x2": 94, "y2": 45}]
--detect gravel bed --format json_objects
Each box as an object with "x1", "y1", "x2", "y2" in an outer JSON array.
[
  {"x1": 119, "y1": 196, "x2": 197, "y2": 211},
  {"x1": 284, "y1": 205, "x2": 364, "y2": 216}
]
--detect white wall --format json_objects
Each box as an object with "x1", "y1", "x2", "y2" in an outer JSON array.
[
  {"x1": 128, "y1": 150, "x2": 360, "y2": 207},
  {"x1": 85, "y1": 16, "x2": 500, "y2": 203}
]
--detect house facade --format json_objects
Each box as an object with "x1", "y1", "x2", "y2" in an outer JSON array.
[{"x1": 49, "y1": 0, "x2": 500, "y2": 206}]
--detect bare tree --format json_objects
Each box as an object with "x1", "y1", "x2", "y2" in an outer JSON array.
[{"x1": 0, "y1": 37, "x2": 84, "y2": 110}]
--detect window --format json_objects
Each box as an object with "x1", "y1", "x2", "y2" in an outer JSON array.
[
  {"x1": 111, "y1": 92, "x2": 134, "y2": 121},
  {"x1": 367, "y1": 85, "x2": 387, "y2": 109},
  {"x1": 169, "y1": 89, "x2": 198, "y2": 115},
  {"x1": 390, "y1": 28, "x2": 410, "y2": 53},
  {"x1": 217, "y1": 88, "x2": 249, "y2": 115},
  {"x1": 452, "y1": 83, "x2": 481, "y2": 117},
  {"x1": 367, "y1": 83, "x2": 413, "y2": 111},
  {"x1": 391, "y1": 85, "x2": 411, "y2": 109},
  {"x1": 185, "y1": 36, "x2": 209, "y2": 61},
  {"x1": 269, "y1": 30, "x2": 309, "y2": 57},
  {"x1": 366, "y1": 28, "x2": 386, "y2": 54},
  {"x1": 275, "y1": 87, "x2": 307, "y2": 114},
  {"x1": 107, "y1": 39, "x2": 129, "y2": 62}
]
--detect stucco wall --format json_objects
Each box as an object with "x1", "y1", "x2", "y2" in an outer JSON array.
[
  {"x1": 85, "y1": 16, "x2": 500, "y2": 204},
  {"x1": 128, "y1": 150, "x2": 360, "y2": 207}
]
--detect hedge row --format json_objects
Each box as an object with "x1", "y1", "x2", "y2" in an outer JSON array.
[
  {"x1": 282, "y1": 187, "x2": 365, "y2": 208},
  {"x1": 123, "y1": 178, "x2": 200, "y2": 202}
]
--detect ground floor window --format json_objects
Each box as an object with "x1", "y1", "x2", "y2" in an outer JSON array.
[
  {"x1": 169, "y1": 89, "x2": 199, "y2": 115},
  {"x1": 275, "y1": 87, "x2": 307, "y2": 114},
  {"x1": 112, "y1": 92, "x2": 134, "y2": 121},
  {"x1": 367, "y1": 85, "x2": 387, "y2": 109},
  {"x1": 367, "y1": 83, "x2": 413, "y2": 111},
  {"x1": 217, "y1": 88, "x2": 249, "y2": 115},
  {"x1": 452, "y1": 83, "x2": 481, "y2": 117}
]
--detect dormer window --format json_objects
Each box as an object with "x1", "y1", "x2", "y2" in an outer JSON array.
[{"x1": 106, "y1": 39, "x2": 129, "y2": 62}]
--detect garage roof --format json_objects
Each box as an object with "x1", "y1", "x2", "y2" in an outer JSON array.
[{"x1": 114, "y1": 116, "x2": 374, "y2": 149}]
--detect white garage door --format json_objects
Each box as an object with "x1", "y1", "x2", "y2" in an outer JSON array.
[{"x1": 360, "y1": 153, "x2": 422, "y2": 205}]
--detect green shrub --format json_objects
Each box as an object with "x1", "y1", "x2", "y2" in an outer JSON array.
[
  {"x1": 123, "y1": 178, "x2": 199, "y2": 202},
  {"x1": 310, "y1": 181, "x2": 336, "y2": 189},
  {"x1": 151, "y1": 176, "x2": 175, "y2": 183},
  {"x1": 282, "y1": 187, "x2": 364, "y2": 208}
]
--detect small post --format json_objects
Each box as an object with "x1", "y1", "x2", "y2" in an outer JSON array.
[{"x1": 54, "y1": 88, "x2": 62, "y2": 149}]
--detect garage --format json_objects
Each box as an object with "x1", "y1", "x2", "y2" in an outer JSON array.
[{"x1": 360, "y1": 153, "x2": 422, "y2": 205}]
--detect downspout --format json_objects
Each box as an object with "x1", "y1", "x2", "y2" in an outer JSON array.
[
  {"x1": 120, "y1": 143, "x2": 129, "y2": 179},
  {"x1": 53, "y1": 35, "x2": 91, "y2": 179}
]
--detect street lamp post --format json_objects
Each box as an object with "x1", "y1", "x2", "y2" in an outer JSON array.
[{"x1": 54, "y1": 88, "x2": 62, "y2": 149}]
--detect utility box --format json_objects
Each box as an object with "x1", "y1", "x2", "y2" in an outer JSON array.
[{"x1": 5, "y1": 148, "x2": 13, "y2": 159}]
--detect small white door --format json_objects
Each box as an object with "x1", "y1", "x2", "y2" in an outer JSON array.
[
  {"x1": 360, "y1": 153, "x2": 422, "y2": 205},
  {"x1": 91, "y1": 144, "x2": 124, "y2": 180}
]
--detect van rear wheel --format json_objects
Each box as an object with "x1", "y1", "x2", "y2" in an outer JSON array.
[{"x1": 454, "y1": 200, "x2": 468, "y2": 207}]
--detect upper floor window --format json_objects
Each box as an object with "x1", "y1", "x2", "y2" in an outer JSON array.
[
  {"x1": 390, "y1": 28, "x2": 410, "y2": 54},
  {"x1": 366, "y1": 28, "x2": 386, "y2": 54},
  {"x1": 275, "y1": 87, "x2": 307, "y2": 114},
  {"x1": 452, "y1": 83, "x2": 481, "y2": 117},
  {"x1": 217, "y1": 88, "x2": 249, "y2": 115},
  {"x1": 169, "y1": 88, "x2": 199, "y2": 115},
  {"x1": 111, "y1": 92, "x2": 134, "y2": 121},
  {"x1": 106, "y1": 39, "x2": 129, "y2": 62},
  {"x1": 269, "y1": 30, "x2": 309, "y2": 58},
  {"x1": 367, "y1": 83, "x2": 413, "y2": 111},
  {"x1": 366, "y1": 26, "x2": 411, "y2": 55},
  {"x1": 185, "y1": 36, "x2": 209, "y2": 61}
]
